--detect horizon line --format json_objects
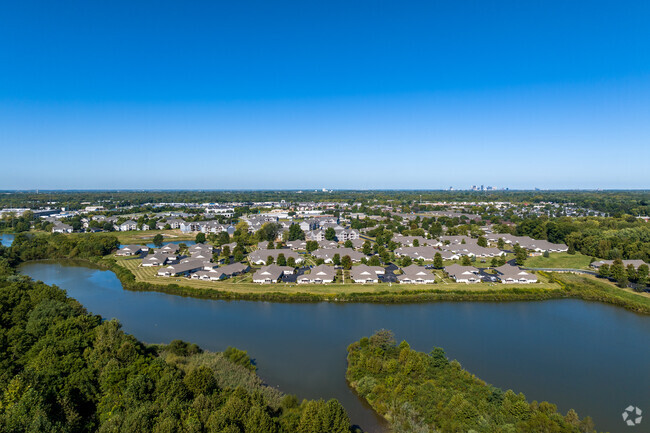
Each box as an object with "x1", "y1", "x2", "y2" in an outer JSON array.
[{"x1": 2, "y1": 188, "x2": 650, "y2": 193}]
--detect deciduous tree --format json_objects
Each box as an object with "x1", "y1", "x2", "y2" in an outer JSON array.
[
  {"x1": 325, "y1": 227, "x2": 336, "y2": 241},
  {"x1": 153, "y1": 234, "x2": 164, "y2": 248},
  {"x1": 288, "y1": 223, "x2": 305, "y2": 241}
]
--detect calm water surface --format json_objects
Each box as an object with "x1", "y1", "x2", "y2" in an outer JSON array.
[{"x1": 19, "y1": 261, "x2": 650, "y2": 433}]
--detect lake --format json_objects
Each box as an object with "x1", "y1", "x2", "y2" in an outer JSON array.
[{"x1": 19, "y1": 261, "x2": 650, "y2": 433}]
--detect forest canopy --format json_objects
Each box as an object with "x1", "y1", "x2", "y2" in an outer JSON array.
[
  {"x1": 0, "y1": 253, "x2": 352, "y2": 433},
  {"x1": 346, "y1": 331, "x2": 596, "y2": 433}
]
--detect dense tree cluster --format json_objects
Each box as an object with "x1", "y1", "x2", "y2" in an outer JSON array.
[
  {"x1": 347, "y1": 331, "x2": 595, "y2": 433},
  {"x1": 8, "y1": 233, "x2": 120, "y2": 263},
  {"x1": 0, "y1": 211, "x2": 36, "y2": 233},
  {"x1": 597, "y1": 259, "x2": 649, "y2": 289},
  {"x1": 0, "y1": 265, "x2": 352, "y2": 433},
  {"x1": 256, "y1": 223, "x2": 282, "y2": 243},
  {"x1": 515, "y1": 217, "x2": 650, "y2": 261}
]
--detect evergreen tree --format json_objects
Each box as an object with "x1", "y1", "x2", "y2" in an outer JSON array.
[
  {"x1": 627, "y1": 264, "x2": 637, "y2": 282},
  {"x1": 298, "y1": 400, "x2": 323, "y2": 433},
  {"x1": 597, "y1": 263, "x2": 610, "y2": 278},
  {"x1": 434, "y1": 252, "x2": 443, "y2": 269},
  {"x1": 221, "y1": 245, "x2": 231, "y2": 258},
  {"x1": 636, "y1": 264, "x2": 649, "y2": 289},
  {"x1": 245, "y1": 405, "x2": 278, "y2": 433},
  {"x1": 321, "y1": 399, "x2": 350, "y2": 433},
  {"x1": 610, "y1": 259, "x2": 625, "y2": 281},
  {"x1": 515, "y1": 249, "x2": 527, "y2": 266}
]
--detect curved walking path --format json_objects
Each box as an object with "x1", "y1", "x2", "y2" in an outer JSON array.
[
  {"x1": 522, "y1": 267, "x2": 597, "y2": 276},
  {"x1": 522, "y1": 267, "x2": 649, "y2": 292}
]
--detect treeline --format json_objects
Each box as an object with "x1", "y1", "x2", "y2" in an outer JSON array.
[
  {"x1": 0, "y1": 259, "x2": 352, "y2": 432},
  {"x1": 0, "y1": 211, "x2": 38, "y2": 233},
  {"x1": 347, "y1": 331, "x2": 596, "y2": 433},
  {"x1": 7, "y1": 233, "x2": 120, "y2": 264},
  {"x1": 1, "y1": 190, "x2": 648, "y2": 215},
  {"x1": 514, "y1": 216, "x2": 650, "y2": 261}
]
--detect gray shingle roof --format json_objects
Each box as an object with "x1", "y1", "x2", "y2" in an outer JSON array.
[
  {"x1": 298, "y1": 265, "x2": 336, "y2": 283},
  {"x1": 350, "y1": 265, "x2": 384, "y2": 282}
]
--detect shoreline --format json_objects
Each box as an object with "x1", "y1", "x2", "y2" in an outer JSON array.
[{"x1": 19, "y1": 256, "x2": 650, "y2": 314}]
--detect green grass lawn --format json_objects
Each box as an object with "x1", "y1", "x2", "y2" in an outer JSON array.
[
  {"x1": 551, "y1": 273, "x2": 650, "y2": 311},
  {"x1": 114, "y1": 255, "x2": 560, "y2": 295},
  {"x1": 112, "y1": 229, "x2": 197, "y2": 245},
  {"x1": 525, "y1": 252, "x2": 593, "y2": 270}
]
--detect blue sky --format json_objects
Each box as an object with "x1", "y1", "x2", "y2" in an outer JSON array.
[{"x1": 1, "y1": 1, "x2": 649, "y2": 190}]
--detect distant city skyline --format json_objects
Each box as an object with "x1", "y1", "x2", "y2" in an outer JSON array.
[{"x1": 1, "y1": 1, "x2": 649, "y2": 189}]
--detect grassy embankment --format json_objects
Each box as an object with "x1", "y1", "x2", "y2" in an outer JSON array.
[
  {"x1": 112, "y1": 229, "x2": 196, "y2": 244},
  {"x1": 115, "y1": 255, "x2": 559, "y2": 295},
  {"x1": 92, "y1": 254, "x2": 650, "y2": 314},
  {"x1": 545, "y1": 272, "x2": 650, "y2": 312},
  {"x1": 525, "y1": 252, "x2": 593, "y2": 269},
  {"x1": 13, "y1": 231, "x2": 649, "y2": 312}
]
